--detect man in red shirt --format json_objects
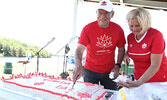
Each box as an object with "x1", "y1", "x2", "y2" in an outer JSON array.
[{"x1": 72, "y1": 0, "x2": 126, "y2": 90}]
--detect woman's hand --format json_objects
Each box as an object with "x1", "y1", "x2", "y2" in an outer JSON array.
[{"x1": 117, "y1": 80, "x2": 142, "y2": 88}]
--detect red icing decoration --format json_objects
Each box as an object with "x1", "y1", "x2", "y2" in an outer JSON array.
[
  {"x1": 34, "y1": 82, "x2": 44, "y2": 85},
  {"x1": 1, "y1": 76, "x2": 5, "y2": 80},
  {"x1": 77, "y1": 92, "x2": 91, "y2": 98},
  {"x1": 10, "y1": 75, "x2": 14, "y2": 79},
  {"x1": 85, "y1": 82, "x2": 95, "y2": 86},
  {"x1": 55, "y1": 85, "x2": 67, "y2": 90},
  {"x1": 96, "y1": 91, "x2": 107, "y2": 100},
  {"x1": 44, "y1": 73, "x2": 47, "y2": 76},
  {"x1": 49, "y1": 75, "x2": 54, "y2": 79}
]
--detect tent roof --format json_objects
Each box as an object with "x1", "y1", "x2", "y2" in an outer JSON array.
[{"x1": 84, "y1": 0, "x2": 167, "y2": 10}]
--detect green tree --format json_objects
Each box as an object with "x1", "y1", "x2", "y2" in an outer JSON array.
[
  {"x1": 0, "y1": 43, "x2": 3, "y2": 53},
  {"x1": 3, "y1": 43, "x2": 11, "y2": 56},
  {"x1": 0, "y1": 37, "x2": 52, "y2": 58},
  {"x1": 10, "y1": 46, "x2": 17, "y2": 57}
]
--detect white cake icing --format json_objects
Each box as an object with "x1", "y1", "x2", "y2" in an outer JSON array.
[{"x1": 1, "y1": 72, "x2": 107, "y2": 100}]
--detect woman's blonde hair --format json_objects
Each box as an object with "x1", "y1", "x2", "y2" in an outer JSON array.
[{"x1": 126, "y1": 7, "x2": 151, "y2": 34}]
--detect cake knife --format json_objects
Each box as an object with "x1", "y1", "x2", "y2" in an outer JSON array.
[{"x1": 71, "y1": 75, "x2": 79, "y2": 89}]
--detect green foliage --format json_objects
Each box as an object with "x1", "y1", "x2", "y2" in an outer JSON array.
[{"x1": 0, "y1": 37, "x2": 52, "y2": 58}]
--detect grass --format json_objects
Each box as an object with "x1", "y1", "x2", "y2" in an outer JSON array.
[
  {"x1": 0, "y1": 64, "x2": 33, "y2": 78},
  {"x1": 0, "y1": 63, "x2": 74, "y2": 79}
]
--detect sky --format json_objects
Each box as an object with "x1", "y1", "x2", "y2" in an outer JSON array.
[
  {"x1": 0, "y1": 0, "x2": 167, "y2": 55},
  {"x1": 0, "y1": 0, "x2": 75, "y2": 55}
]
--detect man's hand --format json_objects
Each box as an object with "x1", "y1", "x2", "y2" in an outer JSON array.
[
  {"x1": 112, "y1": 65, "x2": 120, "y2": 78},
  {"x1": 72, "y1": 65, "x2": 83, "y2": 83},
  {"x1": 123, "y1": 54, "x2": 130, "y2": 66}
]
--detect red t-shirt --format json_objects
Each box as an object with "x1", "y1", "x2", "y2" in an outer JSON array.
[
  {"x1": 127, "y1": 27, "x2": 167, "y2": 82},
  {"x1": 78, "y1": 21, "x2": 126, "y2": 73}
]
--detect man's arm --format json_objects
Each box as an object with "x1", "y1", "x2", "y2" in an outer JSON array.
[
  {"x1": 116, "y1": 46, "x2": 125, "y2": 67},
  {"x1": 113, "y1": 46, "x2": 125, "y2": 77},
  {"x1": 72, "y1": 43, "x2": 86, "y2": 82}
]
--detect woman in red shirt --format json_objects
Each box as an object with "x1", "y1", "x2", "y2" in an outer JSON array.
[{"x1": 118, "y1": 7, "x2": 167, "y2": 87}]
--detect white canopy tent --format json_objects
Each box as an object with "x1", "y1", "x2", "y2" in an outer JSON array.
[{"x1": 83, "y1": 0, "x2": 167, "y2": 10}]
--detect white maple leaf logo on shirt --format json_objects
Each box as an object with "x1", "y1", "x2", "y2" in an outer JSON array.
[
  {"x1": 142, "y1": 43, "x2": 147, "y2": 49},
  {"x1": 96, "y1": 34, "x2": 113, "y2": 49}
]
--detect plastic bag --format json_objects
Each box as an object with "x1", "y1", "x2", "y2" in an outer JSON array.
[{"x1": 116, "y1": 82, "x2": 167, "y2": 100}]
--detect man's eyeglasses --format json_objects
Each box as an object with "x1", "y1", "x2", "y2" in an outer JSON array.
[{"x1": 97, "y1": 11, "x2": 112, "y2": 16}]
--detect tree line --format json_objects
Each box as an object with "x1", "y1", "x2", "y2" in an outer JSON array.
[{"x1": 0, "y1": 37, "x2": 52, "y2": 58}]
